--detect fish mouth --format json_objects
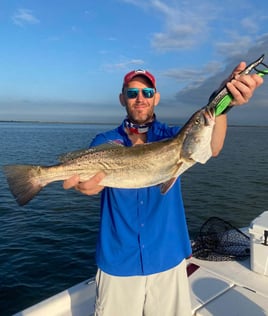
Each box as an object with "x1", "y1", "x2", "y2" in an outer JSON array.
[{"x1": 204, "y1": 108, "x2": 215, "y2": 125}]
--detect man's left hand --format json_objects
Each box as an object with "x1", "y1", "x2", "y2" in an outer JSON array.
[{"x1": 227, "y1": 61, "x2": 263, "y2": 106}]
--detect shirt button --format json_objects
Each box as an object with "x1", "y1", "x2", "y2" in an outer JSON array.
[
  {"x1": 140, "y1": 200, "x2": 144, "y2": 205},
  {"x1": 141, "y1": 223, "x2": 144, "y2": 227}
]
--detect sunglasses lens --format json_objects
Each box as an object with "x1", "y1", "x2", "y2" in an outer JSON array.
[
  {"x1": 126, "y1": 88, "x2": 139, "y2": 99},
  {"x1": 126, "y1": 88, "x2": 155, "y2": 99},
  {"x1": 142, "y1": 88, "x2": 155, "y2": 98}
]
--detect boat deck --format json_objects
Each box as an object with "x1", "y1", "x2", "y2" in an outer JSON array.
[
  {"x1": 14, "y1": 222, "x2": 268, "y2": 316},
  {"x1": 14, "y1": 256, "x2": 268, "y2": 316},
  {"x1": 188, "y1": 256, "x2": 268, "y2": 315},
  {"x1": 13, "y1": 279, "x2": 96, "y2": 316}
]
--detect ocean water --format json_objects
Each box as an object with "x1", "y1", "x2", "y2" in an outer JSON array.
[{"x1": 0, "y1": 122, "x2": 267, "y2": 315}]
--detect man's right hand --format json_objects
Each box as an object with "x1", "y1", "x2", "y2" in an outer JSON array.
[{"x1": 63, "y1": 172, "x2": 106, "y2": 195}]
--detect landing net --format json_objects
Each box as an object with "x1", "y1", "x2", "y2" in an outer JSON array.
[{"x1": 192, "y1": 217, "x2": 250, "y2": 261}]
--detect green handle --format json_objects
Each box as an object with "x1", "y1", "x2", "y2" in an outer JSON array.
[
  {"x1": 258, "y1": 69, "x2": 268, "y2": 77},
  {"x1": 215, "y1": 69, "x2": 268, "y2": 116},
  {"x1": 215, "y1": 94, "x2": 233, "y2": 116}
]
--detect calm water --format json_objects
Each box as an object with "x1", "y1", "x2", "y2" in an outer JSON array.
[{"x1": 0, "y1": 122, "x2": 267, "y2": 315}]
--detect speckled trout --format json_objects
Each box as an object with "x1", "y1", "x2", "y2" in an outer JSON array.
[
  {"x1": 4, "y1": 54, "x2": 267, "y2": 206},
  {"x1": 3, "y1": 108, "x2": 215, "y2": 206}
]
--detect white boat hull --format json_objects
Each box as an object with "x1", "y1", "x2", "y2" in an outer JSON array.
[
  {"x1": 13, "y1": 226, "x2": 268, "y2": 316},
  {"x1": 13, "y1": 279, "x2": 96, "y2": 316}
]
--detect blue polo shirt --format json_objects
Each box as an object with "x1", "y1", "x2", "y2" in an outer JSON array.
[{"x1": 90, "y1": 119, "x2": 192, "y2": 276}]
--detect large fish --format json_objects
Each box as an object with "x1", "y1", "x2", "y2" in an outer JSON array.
[
  {"x1": 3, "y1": 107, "x2": 215, "y2": 206},
  {"x1": 4, "y1": 54, "x2": 267, "y2": 206}
]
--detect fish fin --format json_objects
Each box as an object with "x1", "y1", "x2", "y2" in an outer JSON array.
[
  {"x1": 58, "y1": 142, "x2": 124, "y2": 163},
  {"x1": 160, "y1": 160, "x2": 188, "y2": 194},
  {"x1": 58, "y1": 148, "x2": 94, "y2": 163},
  {"x1": 160, "y1": 177, "x2": 178, "y2": 194},
  {"x1": 3, "y1": 165, "x2": 43, "y2": 206}
]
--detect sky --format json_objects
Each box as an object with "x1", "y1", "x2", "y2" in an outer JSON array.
[{"x1": 1, "y1": 0, "x2": 268, "y2": 125}]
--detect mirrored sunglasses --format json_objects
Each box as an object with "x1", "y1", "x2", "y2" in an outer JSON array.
[{"x1": 125, "y1": 88, "x2": 155, "y2": 99}]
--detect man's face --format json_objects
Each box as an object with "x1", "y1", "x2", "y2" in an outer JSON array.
[{"x1": 120, "y1": 76, "x2": 160, "y2": 125}]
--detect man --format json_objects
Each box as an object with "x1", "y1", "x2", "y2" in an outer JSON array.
[{"x1": 64, "y1": 63, "x2": 263, "y2": 315}]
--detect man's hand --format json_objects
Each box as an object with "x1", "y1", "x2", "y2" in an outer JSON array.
[
  {"x1": 63, "y1": 172, "x2": 106, "y2": 195},
  {"x1": 227, "y1": 61, "x2": 263, "y2": 106}
]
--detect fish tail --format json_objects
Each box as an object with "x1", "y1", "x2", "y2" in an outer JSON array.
[{"x1": 3, "y1": 165, "x2": 44, "y2": 206}]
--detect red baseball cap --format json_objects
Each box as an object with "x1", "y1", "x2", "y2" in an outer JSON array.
[{"x1": 123, "y1": 69, "x2": 156, "y2": 89}]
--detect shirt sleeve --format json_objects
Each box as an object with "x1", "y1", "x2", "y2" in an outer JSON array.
[{"x1": 90, "y1": 133, "x2": 109, "y2": 147}]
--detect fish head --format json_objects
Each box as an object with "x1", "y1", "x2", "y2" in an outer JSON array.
[{"x1": 181, "y1": 107, "x2": 215, "y2": 164}]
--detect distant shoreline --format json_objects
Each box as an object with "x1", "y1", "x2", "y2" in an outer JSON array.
[
  {"x1": 0, "y1": 120, "x2": 118, "y2": 126},
  {"x1": 0, "y1": 120, "x2": 267, "y2": 128}
]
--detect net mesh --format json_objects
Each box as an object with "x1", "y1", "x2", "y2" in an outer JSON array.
[{"x1": 192, "y1": 217, "x2": 250, "y2": 261}]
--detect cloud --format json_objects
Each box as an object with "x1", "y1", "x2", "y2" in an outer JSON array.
[
  {"x1": 12, "y1": 9, "x2": 40, "y2": 26},
  {"x1": 149, "y1": 1, "x2": 216, "y2": 52},
  {"x1": 163, "y1": 61, "x2": 222, "y2": 83},
  {"x1": 102, "y1": 58, "x2": 145, "y2": 72},
  {"x1": 241, "y1": 18, "x2": 259, "y2": 34},
  {"x1": 215, "y1": 35, "x2": 253, "y2": 58},
  {"x1": 122, "y1": 1, "x2": 243, "y2": 53},
  {"x1": 119, "y1": 0, "x2": 148, "y2": 7},
  {"x1": 152, "y1": 25, "x2": 200, "y2": 51},
  {"x1": 170, "y1": 36, "x2": 268, "y2": 123},
  {"x1": 120, "y1": 1, "x2": 216, "y2": 52},
  {"x1": 121, "y1": 0, "x2": 266, "y2": 60}
]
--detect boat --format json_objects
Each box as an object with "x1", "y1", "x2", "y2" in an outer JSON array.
[
  {"x1": 13, "y1": 212, "x2": 268, "y2": 316},
  {"x1": 13, "y1": 278, "x2": 96, "y2": 316}
]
